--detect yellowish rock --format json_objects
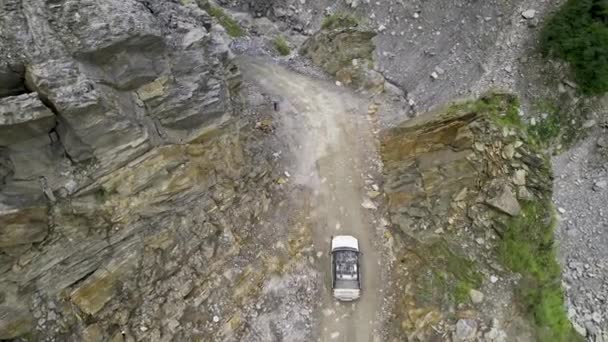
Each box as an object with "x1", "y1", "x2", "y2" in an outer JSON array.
[
  {"x1": 70, "y1": 252, "x2": 138, "y2": 315},
  {"x1": 136, "y1": 76, "x2": 168, "y2": 101},
  {"x1": 82, "y1": 323, "x2": 104, "y2": 342}
]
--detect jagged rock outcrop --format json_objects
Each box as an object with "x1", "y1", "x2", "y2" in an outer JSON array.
[
  {"x1": 300, "y1": 26, "x2": 385, "y2": 91},
  {"x1": 381, "y1": 94, "x2": 576, "y2": 341},
  {"x1": 0, "y1": 0, "x2": 238, "y2": 182},
  {"x1": 382, "y1": 94, "x2": 551, "y2": 234},
  {"x1": 0, "y1": 1, "x2": 278, "y2": 340}
]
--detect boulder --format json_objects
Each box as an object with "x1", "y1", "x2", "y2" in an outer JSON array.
[
  {"x1": 469, "y1": 289, "x2": 484, "y2": 304},
  {"x1": 502, "y1": 144, "x2": 515, "y2": 159},
  {"x1": 455, "y1": 319, "x2": 477, "y2": 341},
  {"x1": 512, "y1": 169, "x2": 526, "y2": 186},
  {"x1": 486, "y1": 185, "x2": 521, "y2": 216},
  {"x1": 522, "y1": 9, "x2": 536, "y2": 19},
  {"x1": 593, "y1": 180, "x2": 607, "y2": 191}
]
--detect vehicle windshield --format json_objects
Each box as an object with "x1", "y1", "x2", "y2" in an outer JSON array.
[{"x1": 334, "y1": 249, "x2": 359, "y2": 289}]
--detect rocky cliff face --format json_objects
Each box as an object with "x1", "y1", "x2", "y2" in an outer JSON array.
[
  {"x1": 0, "y1": 1, "x2": 277, "y2": 340},
  {"x1": 380, "y1": 94, "x2": 578, "y2": 341},
  {"x1": 1, "y1": 0, "x2": 239, "y2": 181}
]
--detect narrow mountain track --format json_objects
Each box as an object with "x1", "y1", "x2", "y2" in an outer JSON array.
[{"x1": 240, "y1": 58, "x2": 384, "y2": 342}]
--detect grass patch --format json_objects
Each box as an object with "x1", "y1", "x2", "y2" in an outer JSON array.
[
  {"x1": 540, "y1": 0, "x2": 608, "y2": 95},
  {"x1": 479, "y1": 93, "x2": 522, "y2": 128},
  {"x1": 273, "y1": 36, "x2": 291, "y2": 56},
  {"x1": 204, "y1": 4, "x2": 245, "y2": 37},
  {"x1": 445, "y1": 92, "x2": 523, "y2": 128},
  {"x1": 497, "y1": 201, "x2": 582, "y2": 342},
  {"x1": 321, "y1": 12, "x2": 360, "y2": 30},
  {"x1": 446, "y1": 93, "x2": 579, "y2": 148},
  {"x1": 528, "y1": 100, "x2": 563, "y2": 145},
  {"x1": 414, "y1": 240, "x2": 482, "y2": 306},
  {"x1": 526, "y1": 98, "x2": 585, "y2": 148},
  {"x1": 417, "y1": 270, "x2": 448, "y2": 305},
  {"x1": 454, "y1": 280, "x2": 473, "y2": 304}
]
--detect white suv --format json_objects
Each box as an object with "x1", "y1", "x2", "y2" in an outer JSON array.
[{"x1": 330, "y1": 235, "x2": 361, "y2": 301}]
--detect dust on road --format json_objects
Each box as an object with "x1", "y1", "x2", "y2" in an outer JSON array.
[{"x1": 240, "y1": 58, "x2": 384, "y2": 342}]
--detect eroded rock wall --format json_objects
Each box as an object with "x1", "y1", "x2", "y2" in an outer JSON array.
[
  {"x1": 1, "y1": 0, "x2": 237, "y2": 182},
  {"x1": 0, "y1": 1, "x2": 270, "y2": 340}
]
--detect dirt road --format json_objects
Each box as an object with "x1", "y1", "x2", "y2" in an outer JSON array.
[{"x1": 240, "y1": 59, "x2": 384, "y2": 342}]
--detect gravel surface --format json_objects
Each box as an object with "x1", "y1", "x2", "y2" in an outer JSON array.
[{"x1": 553, "y1": 132, "x2": 608, "y2": 342}]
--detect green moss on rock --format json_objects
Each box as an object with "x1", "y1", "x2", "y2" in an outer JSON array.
[
  {"x1": 321, "y1": 12, "x2": 361, "y2": 30},
  {"x1": 407, "y1": 239, "x2": 482, "y2": 307},
  {"x1": 204, "y1": 4, "x2": 245, "y2": 37}
]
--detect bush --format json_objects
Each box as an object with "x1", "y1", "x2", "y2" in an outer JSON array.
[
  {"x1": 321, "y1": 12, "x2": 360, "y2": 30},
  {"x1": 541, "y1": 0, "x2": 608, "y2": 94},
  {"x1": 204, "y1": 4, "x2": 245, "y2": 37},
  {"x1": 273, "y1": 36, "x2": 291, "y2": 56}
]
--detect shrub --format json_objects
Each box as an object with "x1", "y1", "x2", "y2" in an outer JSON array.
[
  {"x1": 321, "y1": 12, "x2": 360, "y2": 30},
  {"x1": 204, "y1": 4, "x2": 245, "y2": 37},
  {"x1": 541, "y1": 0, "x2": 608, "y2": 94},
  {"x1": 273, "y1": 36, "x2": 291, "y2": 56}
]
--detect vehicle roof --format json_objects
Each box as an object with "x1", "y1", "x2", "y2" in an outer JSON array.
[{"x1": 331, "y1": 235, "x2": 359, "y2": 251}]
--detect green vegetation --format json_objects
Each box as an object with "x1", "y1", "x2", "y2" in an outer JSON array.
[
  {"x1": 448, "y1": 93, "x2": 582, "y2": 148},
  {"x1": 445, "y1": 92, "x2": 523, "y2": 128},
  {"x1": 527, "y1": 100, "x2": 563, "y2": 145},
  {"x1": 525, "y1": 99, "x2": 582, "y2": 148},
  {"x1": 429, "y1": 94, "x2": 579, "y2": 339},
  {"x1": 479, "y1": 93, "x2": 522, "y2": 128},
  {"x1": 454, "y1": 280, "x2": 473, "y2": 304},
  {"x1": 540, "y1": 0, "x2": 608, "y2": 94},
  {"x1": 416, "y1": 270, "x2": 447, "y2": 305},
  {"x1": 415, "y1": 240, "x2": 482, "y2": 306},
  {"x1": 204, "y1": 4, "x2": 245, "y2": 37},
  {"x1": 497, "y1": 201, "x2": 582, "y2": 342},
  {"x1": 273, "y1": 36, "x2": 291, "y2": 56},
  {"x1": 321, "y1": 12, "x2": 360, "y2": 30}
]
